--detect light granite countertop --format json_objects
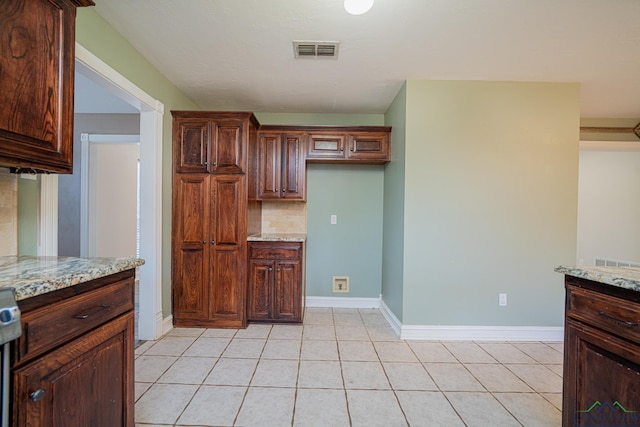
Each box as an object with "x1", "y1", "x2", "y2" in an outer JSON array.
[
  {"x1": 555, "y1": 265, "x2": 640, "y2": 292},
  {"x1": 0, "y1": 256, "x2": 145, "y2": 301},
  {"x1": 247, "y1": 233, "x2": 306, "y2": 242}
]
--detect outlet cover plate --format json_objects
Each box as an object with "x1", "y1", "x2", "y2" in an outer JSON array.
[{"x1": 332, "y1": 276, "x2": 349, "y2": 293}]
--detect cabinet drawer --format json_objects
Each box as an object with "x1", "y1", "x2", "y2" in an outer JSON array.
[
  {"x1": 17, "y1": 278, "x2": 134, "y2": 364},
  {"x1": 567, "y1": 285, "x2": 640, "y2": 344},
  {"x1": 249, "y1": 242, "x2": 302, "y2": 260}
]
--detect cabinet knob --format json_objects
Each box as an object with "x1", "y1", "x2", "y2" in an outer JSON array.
[
  {"x1": 268, "y1": 267, "x2": 273, "y2": 271},
  {"x1": 277, "y1": 268, "x2": 281, "y2": 272},
  {"x1": 273, "y1": 188, "x2": 277, "y2": 192},
  {"x1": 350, "y1": 147, "x2": 354, "y2": 151},
  {"x1": 281, "y1": 189, "x2": 286, "y2": 193},
  {"x1": 340, "y1": 146, "x2": 344, "y2": 151},
  {"x1": 211, "y1": 240, "x2": 215, "y2": 245},
  {"x1": 30, "y1": 388, "x2": 46, "y2": 402},
  {"x1": 202, "y1": 240, "x2": 206, "y2": 244}
]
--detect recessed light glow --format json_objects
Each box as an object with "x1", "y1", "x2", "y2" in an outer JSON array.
[{"x1": 344, "y1": 0, "x2": 374, "y2": 15}]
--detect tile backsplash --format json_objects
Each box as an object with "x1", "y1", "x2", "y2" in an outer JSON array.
[
  {"x1": 261, "y1": 201, "x2": 306, "y2": 234},
  {"x1": 0, "y1": 168, "x2": 18, "y2": 256}
]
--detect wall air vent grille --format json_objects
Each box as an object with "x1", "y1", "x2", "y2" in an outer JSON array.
[
  {"x1": 293, "y1": 41, "x2": 340, "y2": 59},
  {"x1": 595, "y1": 257, "x2": 640, "y2": 268}
]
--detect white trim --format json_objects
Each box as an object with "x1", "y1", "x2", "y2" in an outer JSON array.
[
  {"x1": 79, "y1": 135, "x2": 89, "y2": 257},
  {"x1": 580, "y1": 140, "x2": 640, "y2": 151},
  {"x1": 84, "y1": 134, "x2": 140, "y2": 144},
  {"x1": 400, "y1": 325, "x2": 564, "y2": 341},
  {"x1": 76, "y1": 43, "x2": 165, "y2": 341},
  {"x1": 161, "y1": 315, "x2": 174, "y2": 337},
  {"x1": 75, "y1": 44, "x2": 159, "y2": 113},
  {"x1": 379, "y1": 298, "x2": 402, "y2": 336},
  {"x1": 37, "y1": 175, "x2": 58, "y2": 256},
  {"x1": 305, "y1": 296, "x2": 381, "y2": 309}
]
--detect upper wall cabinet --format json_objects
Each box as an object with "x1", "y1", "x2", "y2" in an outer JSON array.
[
  {"x1": 0, "y1": 0, "x2": 94, "y2": 173},
  {"x1": 172, "y1": 111, "x2": 260, "y2": 174},
  {"x1": 305, "y1": 127, "x2": 391, "y2": 164},
  {"x1": 255, "y1": 130, "x2": 306, "y2": 201}
]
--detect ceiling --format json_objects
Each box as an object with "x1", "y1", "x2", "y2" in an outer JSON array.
[{"x1": 92, "y1": 0, "x2": 640, "y2": 118}]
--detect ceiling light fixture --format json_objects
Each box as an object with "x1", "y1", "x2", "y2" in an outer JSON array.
[{"x1": 344, "y1": 0, "x2": 374, "y2": 15}]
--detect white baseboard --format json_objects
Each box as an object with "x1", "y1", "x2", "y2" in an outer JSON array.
[
  {"x1": 305, "y1": 296, "x2": 380, "y2": 309},
  {"x1": 379, "y1": 298, "x2": 402, "y2": 336},
  {"x1": 378, "y1": 298, "x2": 563, "y2": 341},
  {"x1": 400, "y1": 325, "x2": 564, "y2": 341},
  {"x1": 161, "y1": 315, "x2": 173, "y2": 337}
]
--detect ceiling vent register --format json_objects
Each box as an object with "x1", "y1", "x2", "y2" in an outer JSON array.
[{"x1": 293, "y1": 41, "x2": 340, "y2": 59}]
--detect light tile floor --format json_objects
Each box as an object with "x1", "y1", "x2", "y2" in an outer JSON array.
[{"x1": 134, "y1": 308, "x2": 563, "y2": 426}]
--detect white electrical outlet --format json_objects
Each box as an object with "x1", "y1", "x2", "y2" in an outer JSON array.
[
  {"x1": 330, "y1": 214, "x2": 337, "y2": 225},
  {"x1": 499, "y1": 293, "x2": 507, "y2": 306},
  {"x1": 332, "y1": 276, "x2": 349, "y2": 293}
]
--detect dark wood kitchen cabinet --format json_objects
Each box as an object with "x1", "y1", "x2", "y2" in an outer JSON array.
[
  {"x1": 173, "y1": 111, "x2": 259, "y2": 174},
  {"x1": 248, "y1": 241, "x2": 304, "y2": 323},
  {"x1": 306, "y1": 128, "x2": 391, "y2": 164},
  {"x1": 172, "y1": 174, "x2": 247, "y2": 327},
  {"x1": 171, "y1": 111, "x2": 259, "y2": 328},
  {"x1": 254, "y1": 130, "x2": 306, "y2": 201},
  {"x1": 0, "y1": 0, "x2": 94, "y2": 173},
  {"x1": 563, "y1": 276, "x2": 640, "y2": 426},
  {"x1": 12, "y1": 270, "x2": 135, "y2": 427}
]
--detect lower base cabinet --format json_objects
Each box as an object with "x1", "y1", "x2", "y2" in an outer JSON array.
[
  {"x1": 248, "y1": 241, "x2": 304, "y2": 323},
  {"x1": 12, "y1": 270, "x2": 135, "y2": 427},
  {"x1": 563, "y1": 276, "x2": 640, "y2": 427}
]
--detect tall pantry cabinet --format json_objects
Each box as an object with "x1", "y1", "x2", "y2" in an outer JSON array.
[{"x1": 171, "y1": 111, "x2": 260, "y2": 327}]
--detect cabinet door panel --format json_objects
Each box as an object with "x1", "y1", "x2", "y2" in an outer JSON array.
[
  {"x1": 175, "y1": 120, "x2": 209, "y2": 173},
  {"x1": 274, "y1": 261, "x2": 301, "y2": 321},
  {"x1": 172, "y1": 175, "x2": 210, "y2": 320},
  {"x1": 212, "y1": 121, "x2": 243, "y2": 173},
  {"x1": 210, "y1": 249, "x2": 243, "y2": 320},
  {"x1": 173, "y1": 248, "x2": 209, "y2": 319},
  {"x1": 347, "y1": 132, "x2": 390, "y2": 162},
  {"x1": 13, "y1": 313, "x2": 134, "y2": 427},
  {"x1": 248, "y1": 261, "x2": 272, "y2": 321},
  {"x1": 306, "y1": 133, "x2": 346, "y2": 160},
  {"x1": 212, "y1": 177, "x2": 243, "y2": 246},
  {"x1": 0, "y1": 0, "x2": 77, "y2": 172},
  {"x1": 564, "y1": 319, "x2": 640, "y2": 427},
  {"x1": 257, "y1": 133, "x2": 281, "y2": 199},
  {"x1": 281, "y1": 134, "x2": 305, "y2": 200}
]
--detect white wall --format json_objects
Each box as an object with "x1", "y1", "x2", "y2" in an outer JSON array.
[
  {"x1": 577, "y1": 149, "x2": 640, "y2": 265},
  {"x1": 88, "y1": 143, "x2": 140, "y2": 257}
]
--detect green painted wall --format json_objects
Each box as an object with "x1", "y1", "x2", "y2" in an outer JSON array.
[
  {"x1": 76, "y1": 8, "x2": 200, "y2": 316},
  {"x1": 400, "y1": 80, "x2": 579, "y2": 326},
  {"x1": 381, "y1": 84, "x2": 407, "y2": 319},
  {"x1": 256, "y1": 113, "x2": 385, "y2": 299}
]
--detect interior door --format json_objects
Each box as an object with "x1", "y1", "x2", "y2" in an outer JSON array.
[{"x1": 88, "y1": 142, "x2": 140, "y2": 257}]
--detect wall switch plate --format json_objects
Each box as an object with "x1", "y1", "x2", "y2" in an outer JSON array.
[
  {"x1": 330, "y1": 214, "x2": 337, "y2": 225},
  {"x1": 499, "y1": 293, "x2": 507, "y2": 306},
  {"x1": 332, "y1": 276, "x2": 349, "y2": 293}
]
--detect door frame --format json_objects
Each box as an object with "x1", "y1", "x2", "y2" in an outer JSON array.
[{"x1": 40, "y1": 44, "x2": 165, "y2": 340}]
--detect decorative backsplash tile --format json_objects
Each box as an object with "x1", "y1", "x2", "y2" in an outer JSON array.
[
  {"x1": 261, "y1": 201, "x2": 307, "y2": 234},
  {"x1": 0, "y1": 168, "x2": 18, "y2": 256}
]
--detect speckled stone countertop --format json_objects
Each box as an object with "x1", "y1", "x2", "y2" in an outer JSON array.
[
  {"x1": 247, "y1": 233, "x2": 306, "y2": 242},
  {"x1": 555, "y1": 265, "x2": 640, "y2": 292},
  {"x1": 0, "y1": 256, "x2": 145, "y2": 301}
]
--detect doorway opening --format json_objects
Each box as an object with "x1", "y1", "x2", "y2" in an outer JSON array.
[{"x1": 42, "y1": 44, "x2": 165, "y2": 340}]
